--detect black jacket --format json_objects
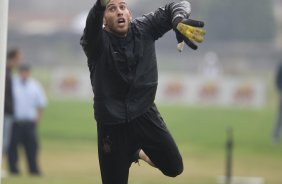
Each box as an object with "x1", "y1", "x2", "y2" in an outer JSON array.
[
  {"x1": 4, "y1": 68, "x2": 14, "y2": 115},
  {"x1": 81, "y1": 1, "x2": 191, "y2": 124}
]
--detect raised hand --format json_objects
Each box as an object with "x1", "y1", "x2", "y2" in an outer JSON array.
[{"x1": 175, "y1": 18, "x2": 206, "y2": 51}]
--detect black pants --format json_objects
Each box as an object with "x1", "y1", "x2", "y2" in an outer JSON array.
[
  {"x1": 97, "y1": 105, "x2": 183, "y2": 184},
  {"x1": 8, "y1": 122, "x2": 40, "y2": 174}
]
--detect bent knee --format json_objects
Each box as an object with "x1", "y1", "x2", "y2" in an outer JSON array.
[{"x1": 163, "y1": 164, "x2": 184, "y2": 177}]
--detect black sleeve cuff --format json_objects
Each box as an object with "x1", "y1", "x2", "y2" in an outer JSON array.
[{"x1": 93, "y1": 0, "x2": 106, "y2": 14}]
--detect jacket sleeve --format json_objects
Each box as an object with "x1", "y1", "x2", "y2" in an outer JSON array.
[
  {"x1": 80, "y1": 1, "x2": 105, "y2": 60},
  {"x1": 133, "y1": 1, "x2": 191, "y2": 40}
]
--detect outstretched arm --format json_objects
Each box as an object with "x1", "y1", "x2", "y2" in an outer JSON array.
[
  {"x1": 134, "y1": 1, "x2": 205, "y2": 50},
  {"x1": 134, "y1": 1, "x2": 191, "y2": 40},
  {"x1": 80, "y1": 1, "x2": 106, "y2": 60}
]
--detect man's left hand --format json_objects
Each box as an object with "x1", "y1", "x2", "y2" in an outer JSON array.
[{"x1": 174, "y1": 18, "x2": 206, "y2": 51}]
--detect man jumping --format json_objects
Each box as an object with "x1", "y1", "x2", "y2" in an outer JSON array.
[{"x1": 80, "y1": 0, "x2": 205, "y2": 183}]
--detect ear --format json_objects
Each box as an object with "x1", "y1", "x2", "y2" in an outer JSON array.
[
  {"x1": 103, "y1": 17, "x2": 107, "y2": 26},
  {"x1": 129, "y1": 10, "x2": 133, "y2": 22}
]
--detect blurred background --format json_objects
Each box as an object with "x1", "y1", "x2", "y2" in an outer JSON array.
[{"x1": 3, "y1": 0, "x2": 282, "y2": 183}]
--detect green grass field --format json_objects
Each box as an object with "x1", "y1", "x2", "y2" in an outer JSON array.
[{"x1": 2, "y1": 100, "x2": 282, "y2": 184}]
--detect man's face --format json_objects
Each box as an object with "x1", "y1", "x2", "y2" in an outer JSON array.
[
  {"x1": 104, "y1": 0, "x2": 132, "y2": 37},
  {"x1": 7, "y1": 51, "x2": 22, "y2": 69},
  {"x1": 19, "y1": 70, "x2": 31, "y2": 81}
]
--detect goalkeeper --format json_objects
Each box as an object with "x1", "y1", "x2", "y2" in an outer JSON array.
[{"x1": 80, "y1": 0, "x2": 205, "y2": 183}]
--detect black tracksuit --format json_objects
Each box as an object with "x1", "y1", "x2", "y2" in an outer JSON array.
[{"x1": 81, "y1": 1, "x2": 191, "y2": 183}]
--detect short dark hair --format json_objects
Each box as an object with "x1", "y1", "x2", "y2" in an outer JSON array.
[{"x1": 7, "y1": 48, "x2": 20, "y2": 61}]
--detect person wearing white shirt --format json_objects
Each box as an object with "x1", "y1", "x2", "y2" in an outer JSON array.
[
  {"x1": 8, "y1": 64, "x2": 47, "y2": 176},
  {"x1": 2, "y1": 48, "x2": 22, "y2": 178}
]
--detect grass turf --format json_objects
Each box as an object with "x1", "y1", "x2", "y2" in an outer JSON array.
[{"x1": 2, "y1": 100, "x2": 282, "y2": 184}]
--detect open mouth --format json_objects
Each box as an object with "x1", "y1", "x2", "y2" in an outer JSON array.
[{"x1": 117, "y1": 18, "x2": 126, "y2": 25}]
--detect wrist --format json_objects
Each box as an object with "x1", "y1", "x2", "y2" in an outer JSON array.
[
  {"x1": 94, "y1": 0, "x2": 106, "y2": 14},
  {"x1": 100, "y1": 0, "x2": 109, "y2": 7},
  {"x1": 172, "y1": 14, "x2": 184, "y2": 29}
]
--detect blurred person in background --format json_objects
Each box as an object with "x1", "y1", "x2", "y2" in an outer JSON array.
[
  {"x1": 8, "y1": 64, "x2": 47, "y2": 176},
  {"x1": 81, "y1": 0, "x2": 205, "y2": 183},
  {"x1": 200, "y1": 51, "x2": 221, "y2": 79},
  {"x1": 2, "y1": 48, "x2": 22, "y2": 177},
  {"x1": 273, "y1": 61, "x2": 282, "y2": 144}
]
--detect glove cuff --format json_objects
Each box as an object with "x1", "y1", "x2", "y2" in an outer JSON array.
[{"x1": 172, "y1": 14, "x2": 185, "y2": 30}]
